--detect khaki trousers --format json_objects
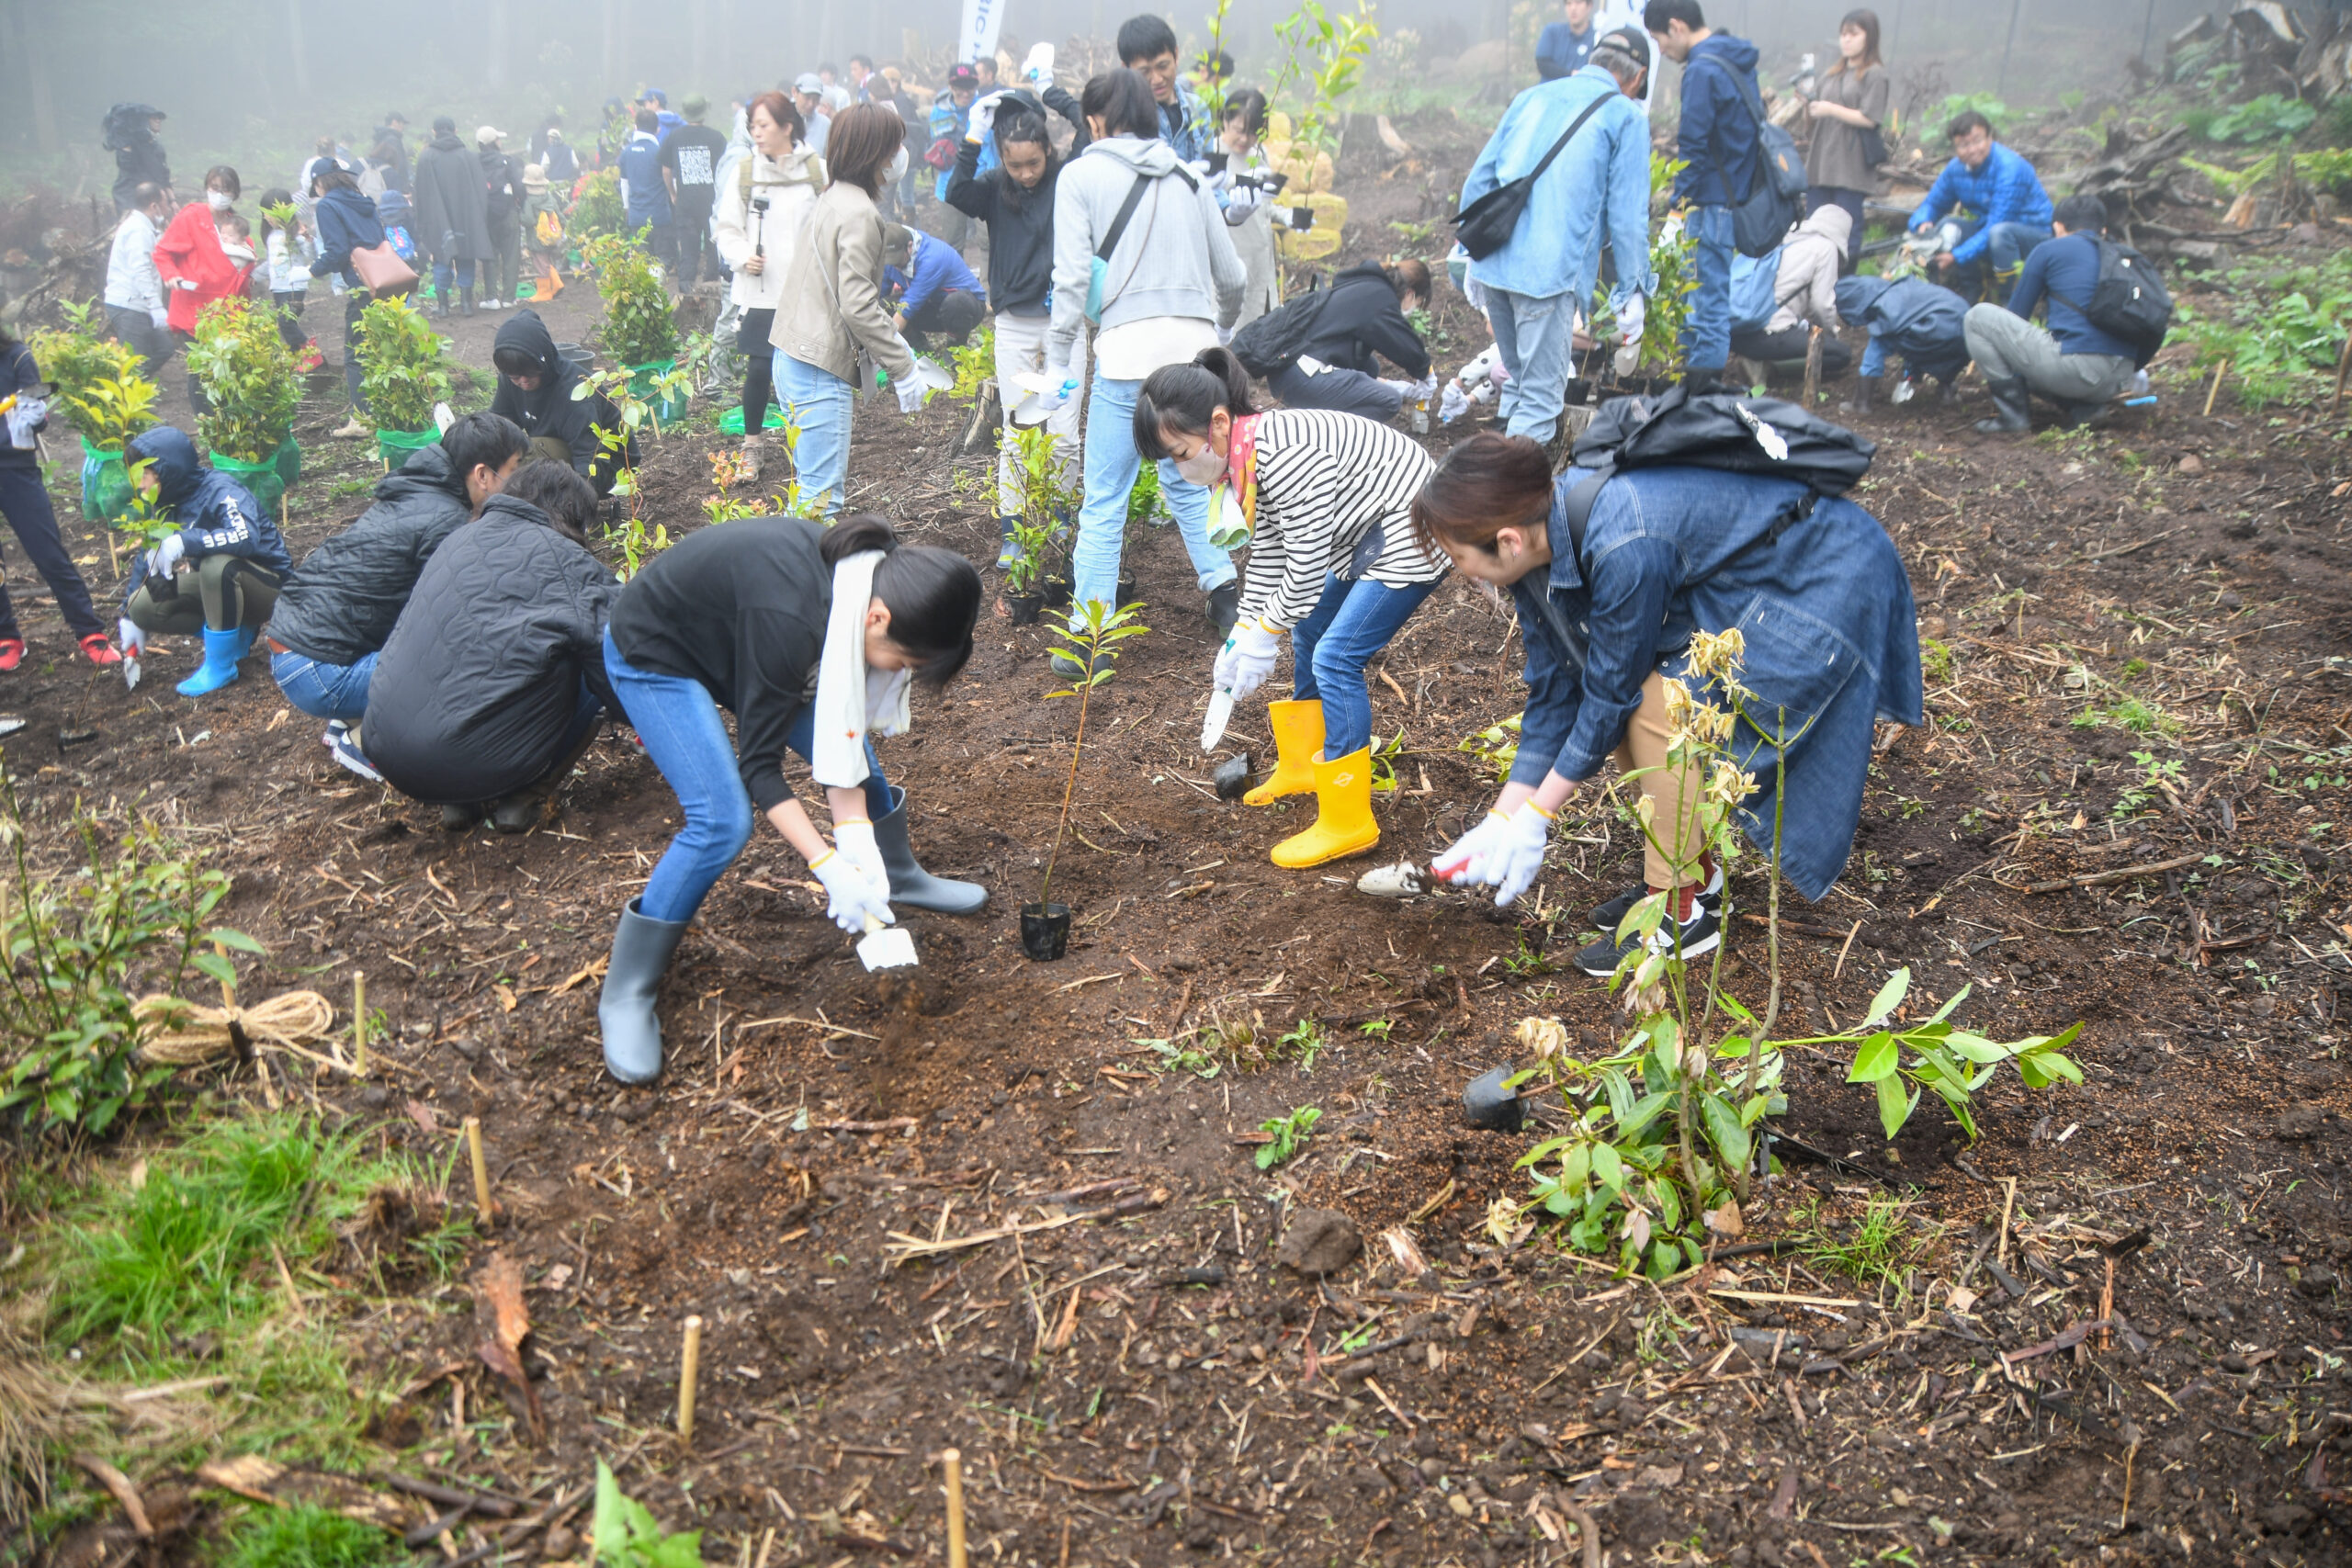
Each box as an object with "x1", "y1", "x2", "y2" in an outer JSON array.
[{"x1": 1612, "y1": 670, "x2": 1708, "y2": 893}]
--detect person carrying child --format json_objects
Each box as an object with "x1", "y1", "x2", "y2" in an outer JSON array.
[{"x1": 254, "y1": 189, "x2": 323, "y2": 369}]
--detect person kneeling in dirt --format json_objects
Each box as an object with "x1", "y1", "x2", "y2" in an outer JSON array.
[
  {"x1": 265, "y1": 412, "x2": 530, "y2": 782},
  {"x1": 490, "y1": 308, "x2": 631, "y2": 496},
  {"x1": 1407, "y1": 433, "x2": 1922, "y2": 977},
  {"x1": 363, "y1": 460, "x2": 620, "y2": 836},
  {"x1": 119, "y1": 426, "x2": 296, "y2": 699},
  {"x1": 1962, "y1": 195, "x2": 2144, "y2": 436},
  {"x1": 1136, "y1": 347, "x2": 1445, "y2": 869},
  {"x1": 882, "y1": 222, "x2": 988, "y2": 351},
  {"x1": 1253, "y1": 259, "x2": 1437, "y2": 423},
  {"x1": 1832, "y1": 272, "x2": 1967, "y2": 412},
  {"x1": 595, "y1": 513, "x2": 985, "y2": 1085},
  {"x1": 1727, "y1": 206, "x2": 1854, "y2": 382}
]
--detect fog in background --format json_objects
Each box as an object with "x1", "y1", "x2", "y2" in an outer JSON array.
[{"x1": 0, "y1": 0, "x2": 2233, "y2": 201}]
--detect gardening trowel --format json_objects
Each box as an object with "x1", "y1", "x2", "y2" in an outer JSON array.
[
  {"x1": 122, "y1": 652, "x2": 140, "y2": 692},
  {"x1": 1010, "y1": 371, "x2": 1076, "y2": 427},
  {"x1": 1200, "y1": 688, "x2": 1236, "y2": 751},
  {"x1": 856, "y1": 914, "x2": 918, "y2": 972}
]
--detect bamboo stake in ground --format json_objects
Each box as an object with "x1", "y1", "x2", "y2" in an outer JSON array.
[
  {"x1": 351, "y1": 972, "x2": 368, "y2": 1076},
  {"x1": 942, "y1": 1449, "x2": 967, "y2": 1568},
  {"x1": 463, "y1": 1117, "x2": 493, "y2": 1225},
  {"x1": 1802, "y1": 326, "x2": 1823, "y2": 408},
  {"x1": 677, "y1": 1315, "x2": 705, "y2": 1444},
  {"x1": 2203, "y1": 359, "x2": 2228, "y2": 417}
]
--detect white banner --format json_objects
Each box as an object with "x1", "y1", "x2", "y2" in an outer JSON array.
[{"x1": 959, "y1": 0, "x2": 1006, "y2": 63}]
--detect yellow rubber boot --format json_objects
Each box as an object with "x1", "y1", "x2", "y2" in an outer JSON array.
[
  {"x1": 1243, "y1": 699, "x2": 1324, "y2": 807},
  {"x1": 1272, "y1": 746, "x2": 1381, "y2": 869}
]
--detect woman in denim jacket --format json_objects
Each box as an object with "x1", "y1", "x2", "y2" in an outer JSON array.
[{"x1": 1408, "y1": 432, "x2": 1921, "y2": 978}]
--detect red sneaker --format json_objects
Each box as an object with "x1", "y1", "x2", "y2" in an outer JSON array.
[
  {"x1": 0, "y1": 640, "x2": 22, "y2": 672},
  {"x1": 80, "y1": 634, "x2": 122, "y2": 667}
]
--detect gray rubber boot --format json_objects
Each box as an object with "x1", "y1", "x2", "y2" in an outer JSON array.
[
  {"x1": 874, "y1": 785, "x2": 987, "y2": 914},
  {"x1": 1974, "y1": 378, "x2": 2030, "y2": 434},
  {"x1": 597, "y1": 898, "x2": 687, "y2": 1084}
]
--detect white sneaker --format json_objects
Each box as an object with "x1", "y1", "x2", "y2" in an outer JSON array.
[{"x1": 1356, "y1": 861, "x2": 1428, "y2": 898}]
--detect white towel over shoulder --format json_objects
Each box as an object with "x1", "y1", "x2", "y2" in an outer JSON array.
[{"x1": 810, "y1": 551, "x2": 912, "y2": 790}]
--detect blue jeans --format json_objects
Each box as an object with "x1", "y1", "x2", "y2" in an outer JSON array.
[
  {"x1": 775, "y1": 352, "x2": 852, "y2": 516},
  {"x1": 1292, "y1": 574, "x2": 1437, "y2": 757},
  {"x1": 603, "y1": 629, "x2": 888, "y2": 924},
  {"x1": 1071, "y1": 372, "x2": 1234, "y2": 616},
  {"x1": 432, "y1": 257, "x2": 476, "y2": 299},
  {"x1": 1485, "y1": 287, "x2": 1575, "y2": 443},
  {"x1": 1683, "y1": 204, "x2": 1736, "y2": 373},
  {"x1": 271, "y1": 649, "x2": 377, "y2": 722}
]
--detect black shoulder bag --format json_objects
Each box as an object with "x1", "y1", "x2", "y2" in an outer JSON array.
[{"x1": 1453, "y1": 92, "x2": 1612, "y2": 261}]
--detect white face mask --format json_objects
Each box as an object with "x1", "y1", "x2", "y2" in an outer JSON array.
[
  {"x1": 206, "y1": 189, "x2": 234, "y2": 213},
  {"x1": 884, "y1": 146, "x2": 910, "y2": 186},
  {"x1": 1174, "y1": 444, "x2": 1227, "y2": 488}
]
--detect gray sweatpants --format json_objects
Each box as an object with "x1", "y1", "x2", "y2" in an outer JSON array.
[{"x1": 1962, "y1": 304, "x2": 2133, "y2": 407}]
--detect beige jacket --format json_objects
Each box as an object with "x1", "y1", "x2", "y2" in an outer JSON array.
[
  {"x1": 1767, "y1": 205, "x2": 1851, "y2": 334},
  {"x1": 771, "y1": 181, "x2": 913, "y2": 386}
]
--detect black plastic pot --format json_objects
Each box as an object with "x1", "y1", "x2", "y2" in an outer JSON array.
[
  {"x1": 1462, "y1": 1065, "x2": 1527, "y2": 1133},
  {"x1": 1115, "y1": 575, "x2": 1138, "y2": 608},
  {"x1": 1003, "y1": 591, "x2": 1044, "y2": 626},
  {"x1": 1041, "y1": 575, "x2": 1073, "y2": 610},
  {"x1": 1213, "y1": 753, "x2": 1254, "y2": 800},
  {"x1": 1021, "y1": 902, "x2": 1071, "y2": 961}
]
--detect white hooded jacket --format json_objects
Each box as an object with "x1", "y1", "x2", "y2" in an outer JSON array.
[{"x1": 711, "y1": 143, "x2": 827, "y2": 314}]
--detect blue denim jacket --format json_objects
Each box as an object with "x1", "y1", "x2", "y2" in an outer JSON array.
[
  {"x1": 1460, "y1": 66, "x2": 1656, "y2": 308},
  {"x1": 1508, "y1": 466, "x2": 1923, "y2": 900}
]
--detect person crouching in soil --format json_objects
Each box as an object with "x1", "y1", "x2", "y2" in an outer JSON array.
[
  {"x1": 1135, "y1": 347, "x2": 1443, "y2": 868},
  {"x1": 1408, "y1": 433, "x2": 1921, "y2": 978},
  {"x1": 594, "y1": 513, "x2": 985, "y2": 1085},
  {"x1": 490, "y1": 308, "x2": 630, "y2": 495},
  {"x1": 363, "y1": 460, "x2": 621, "y2": 836},
  {"x1": 119, "y1": 426, "x2": 296, "y2": 697}
]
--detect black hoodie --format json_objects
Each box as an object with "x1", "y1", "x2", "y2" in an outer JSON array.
[
  {"x1": 490, "y1": 309, "x2": 629, "y2": 493},
  {"x1": 266, "y1": 441, "x2": 474, "y2": 665}
]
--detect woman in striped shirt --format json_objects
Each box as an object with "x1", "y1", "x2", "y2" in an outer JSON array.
[{"x1": 1135, "y1": 347, "x2": 1445, "y2": 868}]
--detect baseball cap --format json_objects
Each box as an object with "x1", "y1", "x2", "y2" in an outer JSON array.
[
  {"x1": 432, "y1": 115, "x2": 457, "y2": 133},
  {"x1": 643, "y1": 87, "x2": 669, "y2": 105},
  {"x1": 1599, "y1": 27, "x2": 1650, "y2": 71},
  {"x1": 476, "y1": 125, "x2": 506, "y2": 144},
  {"x1": 947, "y1": 63, "x2": 980, "y2": 88},
  {"x1": 794, "y1": 73, "x2": 825, "y2": 95},
  {"x1": 681, "y1": 92, "x2": 709, "y2": 118}
]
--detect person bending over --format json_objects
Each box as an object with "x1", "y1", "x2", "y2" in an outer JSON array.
[
  {"x1": 0, "y1": 325, "x2": 119, "y2": 670},
  {"x1": 595, "y1": 513, "x2": 985, "y2": 1083},
  {"x1": 1727, "y1": 206, "x2": 1854, "y2": 378},
  {"x1": 267, "y1": 412, "x2": 528, "y2": 779},
  {"x1": 1264, "y1": 259, "x2": 1435, "y2": 422},
  {"x1": 1136, "y1": 348, "x2": 1444, "y2": 869},
  {"x1": 1834, "y1": 273, "x2": 1968, "y2": 411},
  {"x1": 365, "y1": 461, "x2": 620, "y2": 835},
  {"x1": 1410, "y1": 434, "x2": 1921, "y2": 978},
  {"x1": 1962, "y1": 194, "x2": 2144, "y2": 434},
  {"x1": 882, "y1": 223, "x2": 988, "y2": 351},
  {"x1": 491, "y1": 308, "x2": 630, "y2": 494},
  {"x1": 119, "y1": 426, "x2": 296, "y2": 697}
]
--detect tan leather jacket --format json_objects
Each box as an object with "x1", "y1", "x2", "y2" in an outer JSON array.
[{"x1": 770, "y1": 181, "x2": 913, "y2": 386}]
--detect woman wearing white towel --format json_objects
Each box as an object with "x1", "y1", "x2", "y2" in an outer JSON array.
[{"x1": 594, "y1": 513, "x2": 984, "y2": 1084}]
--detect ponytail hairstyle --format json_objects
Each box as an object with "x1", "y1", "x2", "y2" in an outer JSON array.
[
  {"x1": 1408, "y1": 432, "x2": 1554, "y2": 559},
  {"x1": 1380, "y1": 257, "x2": 1433, "y2": 307},
  {"x1": 820, "y1": 513, "x2": 982, "y2": 687},
  {"x1": 1132, "y1": 346, "x2": 1255, "y2": 462},
  {"x1": 1081, "y1": 70, "x2": 1159, "y2": 141}
]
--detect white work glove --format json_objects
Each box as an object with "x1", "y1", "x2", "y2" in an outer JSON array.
[
  {"x1": 1431, "y1": 809, "x2": 1513, "y2": 886},
  {"x1": 1488, "y1": 801, "x2": 1557, "y2": 908},
  {"x1": 1439, "y1": 381, "x2": 1469, "y2": 424},
  {"x1": 1212, "y1": 619, "x2": 1281, "y2": 701},
  {"x1": 967, "y1": 92, "x2": 1004, "y2": 141},
  {"x1": 895, "y1": 376, "x2": 928, "y2": 414},
  {"x1": 1410, "y1": 373, "x2": 1440, "y2": 400},
  {"x1": 811, "y1": 850, "x2": 894, "y2": 935},
  {"x1": 1031, "y1": 362, "x2": 1077, "y2": 416},
  {"x1": 1615, "y1": 293, "x2": 1646, "y2": 346},
  {"x1": 117, "y1": 617, "x2": 146, "y2": 658},
  {"x1": 831, "y1": 818, "x2": 888, "y2": 898},
  {"x1": 150, "y1": 309, "x2": 171, "y2": 332},
  {"x1": 5, "y1": 396, "x2": 44, "y2": 449},
  {"x1": 171, "y1": 276, "x2": 198, "y2": 291},
  {"x1": 152, "y1": 533, "x2": 187, "y2": 575}
]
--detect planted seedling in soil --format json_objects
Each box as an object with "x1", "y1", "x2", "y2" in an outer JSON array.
[
  {"x1": 1257, "y1": 1105, "x2": 1322, "y2": 1169},
  {"x1": 1029, "y1": 602, "x2": 1148, "y2": 959}
]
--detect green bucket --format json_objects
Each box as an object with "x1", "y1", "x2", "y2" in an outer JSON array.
[
  {"x1": 376, "y1": 426, "x2": 439, "y2": 472},
  {"x1": 79, "y1": 437, "x2": 131, "y2": 524},
  {"x1": 211, "y1": 448, "x2": 286, "y2": 519},
  {"x1": 718, "y1": 405, "x2": 789, "y2": 436},
  {"x1": 627, "y1": 360, "x2": 690, "y2": 425}
]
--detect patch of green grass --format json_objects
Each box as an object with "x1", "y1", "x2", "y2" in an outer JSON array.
[
  {"x1": 2073, "y1": 696, "x2": 2177, "y2": 737},
  {"x1": 1797, "y1": 1195, "x2": 1936, "y2": 1288},
  {"x1": 1256, "y1": 1106, "x2": 1321, "y2": 1170},
  {"x1": 216, "y1": 1503, "x2": 401, "y2": 1568},
  {"x1": 1919, "y1": 637, "x2": 1952, "y2": 685}
]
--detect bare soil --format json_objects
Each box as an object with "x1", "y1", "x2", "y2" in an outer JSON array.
[{"x1": 17, "y1": 133, "x2": 2352, "y2": 1568}]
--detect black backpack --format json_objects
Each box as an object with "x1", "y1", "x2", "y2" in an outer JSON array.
[
  {"x1": 2056, "y1": 237, "x2": 2172, "y2": 368},
  {"x1": 1229, "y1": 279, "x2": 1334, "y2": 378},
  {"x1": 1558, "y1": 385, "x2": 1877, "y2": 553}
]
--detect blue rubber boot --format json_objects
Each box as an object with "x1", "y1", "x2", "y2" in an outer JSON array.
[
  {"x1": 231, "y1": 625, "x2": 258, "y2": 661},
  {"x1": 175, "y1": 627, "x2": 244, "y2": 697}
]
